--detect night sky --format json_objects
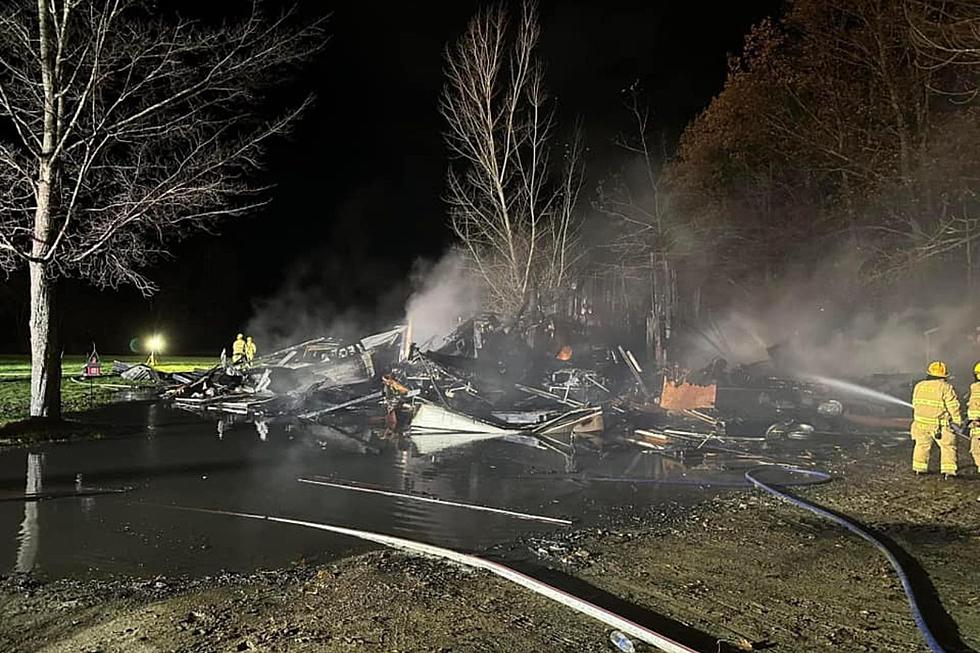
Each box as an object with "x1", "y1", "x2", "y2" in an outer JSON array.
[{"x1": 0, "y1": 0, "x2": 783, "y2": 355}]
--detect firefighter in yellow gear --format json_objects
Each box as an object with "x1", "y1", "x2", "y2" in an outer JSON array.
[
  {"x1": 232, "y1": 333, "x2": 246, "y2": 364},
  {"x1": 244, "y1": 336, "x2": 257, "y2": 363},
  {"x1": 966, "y1": 362, "x2": 980, "y2": 471},
  {"x1": 910, "y1": 360, "x2": 961, "y2": 476}
]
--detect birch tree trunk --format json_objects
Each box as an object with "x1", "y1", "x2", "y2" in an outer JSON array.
[
  {"x1": 29, "y1": 0, "x2": 60, "y2": 419},
  {"x1": 29, "y1": 259, "x2": 59, "y2": 419}
]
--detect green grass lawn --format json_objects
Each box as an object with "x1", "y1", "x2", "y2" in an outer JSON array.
[{"x1": 0, "y1": 354, "x2": 216, "y2": 428}]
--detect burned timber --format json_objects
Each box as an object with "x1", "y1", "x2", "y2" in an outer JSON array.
[{"x1": 110, "y1": 312, "x2": 910, "y2": 468}]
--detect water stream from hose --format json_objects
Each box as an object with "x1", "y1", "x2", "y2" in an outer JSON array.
[{"x1": 799, "y1": 374, "x2": 913, "y2": 409}]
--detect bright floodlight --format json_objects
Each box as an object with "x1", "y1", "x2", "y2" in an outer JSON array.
[{"x1": 146, "y1": 334, "x2": 165, "y2": 353}]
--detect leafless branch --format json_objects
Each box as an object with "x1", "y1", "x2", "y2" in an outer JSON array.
[
  {"x1": 441, "y1": 0, "x2": 582, "y2": 315},
  {"x1": 0, "y1": 0, "x2": 326, "y2": 293}
]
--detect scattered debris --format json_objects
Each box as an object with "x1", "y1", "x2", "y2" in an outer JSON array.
[
  {"x1": 609, "y1": 629, "x2": 636, "y2": 653},
  {"x1": 118, "y1": 363, "x2": 159, "y2": 383},
  {"x1": 90, "y1": 312, "x2": 905, "y2": 467}
]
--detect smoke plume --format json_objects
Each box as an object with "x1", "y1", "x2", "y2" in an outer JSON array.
[
  {"x1": 245, "y1": 248, "x2": 482, "y2": 353},
  {"x1": 685, "y1": 248, "x2": 980, "y2": 381},
  {"x1": 404, "y1": 250, "x2": 483, "y2": 350}
]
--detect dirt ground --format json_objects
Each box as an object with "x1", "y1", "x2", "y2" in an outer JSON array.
[
  {"x1": 567, "y1": 446, "x2": 980, "y2": 653},
  {"x1": 2, "y1": 439, "x2": 979, "y2": 653}
]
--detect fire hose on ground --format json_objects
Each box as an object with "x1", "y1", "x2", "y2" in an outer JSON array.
[
  {"x1": 159, "y1": 463, "x2": 958, "y2": 653},
  {"x1": 745, "y1": 466, "x2": 953, "y2": 653},
  {"x1": 164, "y1": 506, "x2": 701, "y2": 653}
]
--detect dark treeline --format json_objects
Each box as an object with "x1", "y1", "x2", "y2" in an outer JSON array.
[
  {"x1": 669, "y1": 0, "x2": 980, "y2": 305},
  {"x1": 589, "y1": 0, "x2": 980, "y2": 369}
]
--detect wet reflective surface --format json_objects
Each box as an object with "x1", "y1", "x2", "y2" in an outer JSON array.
[{"x1": 0, "y1": 402, "x2": 711, "y2": 579}]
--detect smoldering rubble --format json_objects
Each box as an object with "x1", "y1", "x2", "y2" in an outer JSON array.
[{"x1": 106, "y1": 306, "x2": 915, "y2": 465}]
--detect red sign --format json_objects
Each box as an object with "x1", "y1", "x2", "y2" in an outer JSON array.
[{"x1": 84, "y1": 351, "x2": 101, "y2": 377}]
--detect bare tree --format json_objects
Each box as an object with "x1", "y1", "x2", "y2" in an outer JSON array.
[
  {"x1": 595, "y1": 87, "x2": 702, "y2": 367},
  {"x1": 0, "y1": 0, "x2": 324, "y2": 418},
  {"x1": 441, "y1": 0, "x2": 583, "y2": 316},
  {"x1": 597, "y1": 88, "x2": 691, "y2": 267},
  {"x1": 907, "y1": 0, "x2": 980, "y2": 97},
  {"x1": 844, "y1": 1, "x2": 980, "y2": 278}
]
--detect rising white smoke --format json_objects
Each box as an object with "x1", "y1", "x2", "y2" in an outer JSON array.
[
  {"x1": 685, "y1": 248, "x2": 980, "y2": 380},
  {"x1": 245, "y1": 249, "x2": 483, "y2": 353},
  {"x1": 404, "y1": 250, "x2": 483, "y2": 350},
  {"x1": 699, "y1": 303, "x2": 978, "y2": 377}
]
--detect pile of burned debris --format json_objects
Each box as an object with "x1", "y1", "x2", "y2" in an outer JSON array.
[
  {"x1": 137, "y1": 314, "x2": 910, "y2": 462},
  {"x1": 107, "y1": 361, "x2": 200, "y2": 386},
  {"x1": 163, "y1": 326, "x2": 408, "y2": 416},
  {"x1": 154, "y1": 320, "x2": 623, "y2": 452}
]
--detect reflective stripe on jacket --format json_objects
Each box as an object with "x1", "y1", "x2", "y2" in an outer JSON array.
[
  {"x1": 912, "y1": 378, "x2": 962, "y2": 429},
  {"x1": 969, "y1": 381, "x2": 980, "y2": 421}
]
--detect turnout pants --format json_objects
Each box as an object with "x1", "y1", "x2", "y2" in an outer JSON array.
[
  {"x1": 972, "y1": 426, "x2": 980, "y2": 470},
  {"x1": 910, "y1": 423, "x2": 958, "y2": 475}
]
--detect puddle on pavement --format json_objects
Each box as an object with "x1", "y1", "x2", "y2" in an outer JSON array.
[{"x1": 0, "y1": 402, "x2": 826, "y2": 579}]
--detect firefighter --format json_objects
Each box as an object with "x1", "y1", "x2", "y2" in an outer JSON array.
[
  {"x1": 967, "y1": 362, "x2": 980, "y2": 472},
  {"x1": 245, "y1": 336, "x2": 257, "y2": 363},
  {"x1": 232, "y1": 333, "x2": 246, "y2": 364},
  {"x1": 910, "y1": 360, "x2": 962, "y2": 477}
]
